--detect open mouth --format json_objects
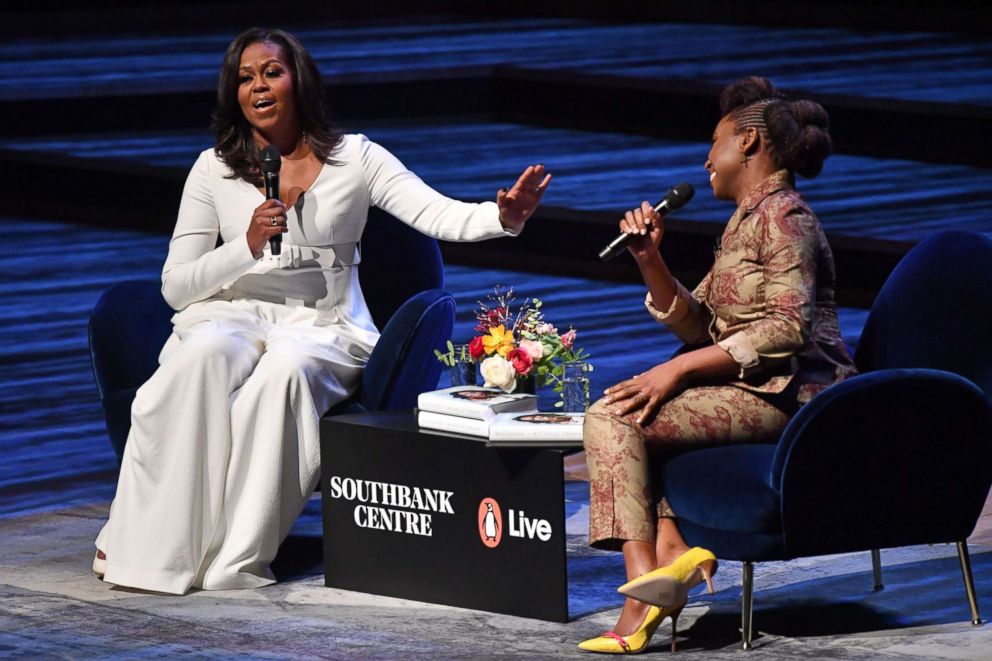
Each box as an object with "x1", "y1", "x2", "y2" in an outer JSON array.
[{"x1": 253, "y1": 98, "x2": 276, "y2": 110}]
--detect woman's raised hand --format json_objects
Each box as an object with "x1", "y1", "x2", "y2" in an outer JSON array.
[
  {"x1": 619, "y1": 201, "x2": 664, "y2": 262},
  {"x1": 497, "y1": 164, "x2": 552, "y2": 232},
  {"x1": 246, "y1": 199, "x2": 288, "y2": 257},
  {"x1": 603, "y1": 361, "x2": 686, "y2": 427}
]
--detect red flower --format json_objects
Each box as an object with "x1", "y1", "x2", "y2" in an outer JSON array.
[
  {"x1": 468, "y1": 336, "x2": 486, "y2": 359},
  {"x1": 506, "y1": 347, "x2": 533, "y2": 376},
  {"x1": 561, "y1": 328, "x2": 576, "y2": 349}
]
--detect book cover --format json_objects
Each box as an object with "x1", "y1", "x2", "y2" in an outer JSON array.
[
  {"x1": 416, "y1": 386, "x2": 537, "y2": 421},
  {"x1": 487, "y1": 412, "x2": 585, "y2": 443},
  {"x1": 417, "y1": 410, "x2": 490, "y2": 437}
]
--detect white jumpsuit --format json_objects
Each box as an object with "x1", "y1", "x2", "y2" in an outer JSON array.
[{"x1": 96, "y1": 134, "x2": 512, "y2": 594}]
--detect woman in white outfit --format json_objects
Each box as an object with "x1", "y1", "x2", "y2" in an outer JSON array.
[{"x1": 94, "y1": 27, "x2": 551, "y2": 594}]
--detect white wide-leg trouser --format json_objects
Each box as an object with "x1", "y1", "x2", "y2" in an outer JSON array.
[{"x1": 96, "y1": 298, "x2": 370, "y2": 594}]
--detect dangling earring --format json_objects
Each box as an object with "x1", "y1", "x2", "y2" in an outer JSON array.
[{"x1": 740, "y1": 151, "x2": 750, "y2": 167}]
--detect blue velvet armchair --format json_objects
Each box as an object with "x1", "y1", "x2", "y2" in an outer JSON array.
[
  {"x1": 662, "y1": 230, "x2": 992, "y2": 649},
  {"x1": 89, "y1": 208, "x2": 454, "y2": 462}
]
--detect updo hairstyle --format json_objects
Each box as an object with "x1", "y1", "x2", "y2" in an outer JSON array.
[{"x1": 719, "y1": 76, "x2": 832, "y2": 179}]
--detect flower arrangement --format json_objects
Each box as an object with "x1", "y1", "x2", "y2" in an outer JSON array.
[{"x1": 437, "y1": 286, "x2": 590, "y2": 403}]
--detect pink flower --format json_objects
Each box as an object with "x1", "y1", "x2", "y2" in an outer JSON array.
[
  {"x1": 519, "y1": 339, "x2": 544, "y2": 361},
  {"x1": 506, "y1": 347, "x2": 534, "y2": 376},
  {"x1": 561, "y1": 328, "x2": 576, "y2": 349},
  {"x1": 536, "y1": 323, "x2": 557, "y2": 335}
]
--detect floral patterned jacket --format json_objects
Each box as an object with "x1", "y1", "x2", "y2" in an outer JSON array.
[{"x1": 647, "y1": 170, "x2": 857, "y2": 403}]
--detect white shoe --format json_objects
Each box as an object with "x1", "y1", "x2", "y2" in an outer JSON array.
[{"x1": 92, "y1": 551, "x2": 106, "y2": 578}]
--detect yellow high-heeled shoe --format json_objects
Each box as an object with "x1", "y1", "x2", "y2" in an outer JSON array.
[
  {"x1": 618, "y1": 547, "x2": 717, "y2": 608},
  {"x1": 578, "y1": 603, "x2": 686, "y2": 654}
]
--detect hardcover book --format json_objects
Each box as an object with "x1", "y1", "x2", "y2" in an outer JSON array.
[
  {"x1": 417, "y1": 410, "x2": 489, "y2": 437},
  {"x1": 416, "y1": 386, "x2": 537, "y2": 421},
  {"x1": 416, "y1": 410, "x2": 585, "y2": 447},
  {"x1": 487, "y1": 412, "x2": 584, "y2": 444}
]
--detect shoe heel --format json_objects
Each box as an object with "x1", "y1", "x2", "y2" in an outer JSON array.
[
  {"x1": 669, "y1": 604, "x2": 685, "y2": 653},
  {"x1": 703, "y1": 568, "x2": 714, "y2": 595}
]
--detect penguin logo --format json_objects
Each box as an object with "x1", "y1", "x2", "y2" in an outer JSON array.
[{"x1": 478, "y1": 497, "x2": 503, "y2": 548}]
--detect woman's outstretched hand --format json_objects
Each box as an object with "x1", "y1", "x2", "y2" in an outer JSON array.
[
  {"x1": 619, "y1": 201, "x2": 664, "y2": 262},
  {"x1": 497, "y1": 164, "x2": 551, "y2": 232},
  {"x1": 603, "y1": 361, "x2": 686, "y2": 427}
]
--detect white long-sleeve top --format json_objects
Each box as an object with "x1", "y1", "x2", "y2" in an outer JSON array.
[{"x1": 161, "y1": 133, "x2": 513, "y2": 341}]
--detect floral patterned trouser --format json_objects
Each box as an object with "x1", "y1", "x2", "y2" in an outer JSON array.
[{"x1": 584, "y1": 385, "x2": 794, "y2": 551}]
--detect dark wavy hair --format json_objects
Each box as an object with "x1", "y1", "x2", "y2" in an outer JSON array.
[
  {"x1": 719, "y1": 76, "x2": 832, "y2": 179},
  {"x1": 211, "y1": 28, "x2": 343, "y2": 185}
]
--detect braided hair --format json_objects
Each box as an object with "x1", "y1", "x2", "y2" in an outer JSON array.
[{"x1": 719, "y1": 76, "x2": 832, "y2": 179}]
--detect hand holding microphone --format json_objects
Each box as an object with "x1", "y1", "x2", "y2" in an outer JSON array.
[
  {"x1": 619, "y1": 201, "x2": 667, "y2": 262},
  {"x1": 246, "y1": 145, "x2": 287, "y2": 258},
  {"x1": 598, "y1": 183, "x2": 694, "y2": 261}
]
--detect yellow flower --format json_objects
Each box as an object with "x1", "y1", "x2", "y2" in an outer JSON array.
[{"x1": 482, "y1": 325, "x2": 515, "y2": 357}]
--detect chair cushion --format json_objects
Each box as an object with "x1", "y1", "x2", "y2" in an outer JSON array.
[
  {"x1": 663, "y1": 444, "x2": 780, "y2": 535},
  {"x1": 675, "y1": 520, "x2": 788, "y2": 562}
]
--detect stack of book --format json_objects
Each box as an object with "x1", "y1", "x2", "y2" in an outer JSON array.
[{"x1": 416, "y1": 386, "x2": 584, "y2": 446}]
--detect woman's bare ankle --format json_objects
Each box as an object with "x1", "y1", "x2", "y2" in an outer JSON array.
[
  {"x1": 96, "y1": 549, "x2": 106, "y2": 560},
  {"x1": 613, "y1": 597, "x2": 651, "y2": 636},
  {"x1": 655, "y1": 542, "x2": 690, "y2": 567}
]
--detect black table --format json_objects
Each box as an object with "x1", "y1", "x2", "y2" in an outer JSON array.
[{"x1": 319, "y1": 411, "x2": 572, "y2": 621}]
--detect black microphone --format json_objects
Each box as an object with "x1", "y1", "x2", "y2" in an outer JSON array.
[
  {"x1": 598, "y1": 183, "x2": 695, "y2": 261},
  {"x1": 260, "y1": 145, "x2": 282, "y2": 256}
]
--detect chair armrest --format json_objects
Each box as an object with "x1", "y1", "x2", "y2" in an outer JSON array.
[
  {"x1": 356, "y1": 289, "x2": 455, "y2": 411},
  {"x1": 88, "y1": 280, "x2": 173, "y2": 400},
  {"x1": 771, "y1": 368, "x2": 992, "y2": 556}
]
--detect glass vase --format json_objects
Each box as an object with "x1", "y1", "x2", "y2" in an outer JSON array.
[
  {"x1": 515, "y1": 373, "x2": 537, "y2": 394},
  {"x1": 449, "y1": 345, "x2": 477, "y2": 387},
  {"x1": 561, "y1": 360, "x2": 590, "y2": 412}
]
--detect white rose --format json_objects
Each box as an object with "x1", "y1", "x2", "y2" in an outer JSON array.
[{"x1": 480, "y1": 355, "x2": 517, "y2": 393}]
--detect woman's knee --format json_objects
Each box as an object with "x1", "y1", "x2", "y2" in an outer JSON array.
[
  {"x1": 172, "y1": 326, "x2": 258, "y2": 370},
  {"x1": 583, "y1": 396, "x2": 639, "y2": 455},
  {"x1": 241, "y1": 346, "x2": 335, "y2": 403}
]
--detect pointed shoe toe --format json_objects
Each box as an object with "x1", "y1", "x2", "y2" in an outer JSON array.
[{"x1": 92, "y1": 551, "x2": 106, "y2": 579}]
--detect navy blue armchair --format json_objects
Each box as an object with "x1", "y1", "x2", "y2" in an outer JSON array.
[
  {"x1": 662, "y1": 231, "x2": 992, "y2": 649},
  {"x1": 89, "y1": 208, "x2": 454, "y2": 462}
]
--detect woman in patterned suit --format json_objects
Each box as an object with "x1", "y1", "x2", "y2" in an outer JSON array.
[{"x1": 579, "y1": 76, "x2": 856, "y2": 654}]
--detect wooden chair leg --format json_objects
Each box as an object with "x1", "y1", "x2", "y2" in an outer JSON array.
[
  {"x1": 741, "y1": 561, "x2": 754, "y2": 650},
  {"x1": 957, "y1": 540, "x2": 983, "y2": 625},
  {"x1": 870, "y1": 549, "x2": 883, "y2": 591}
]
